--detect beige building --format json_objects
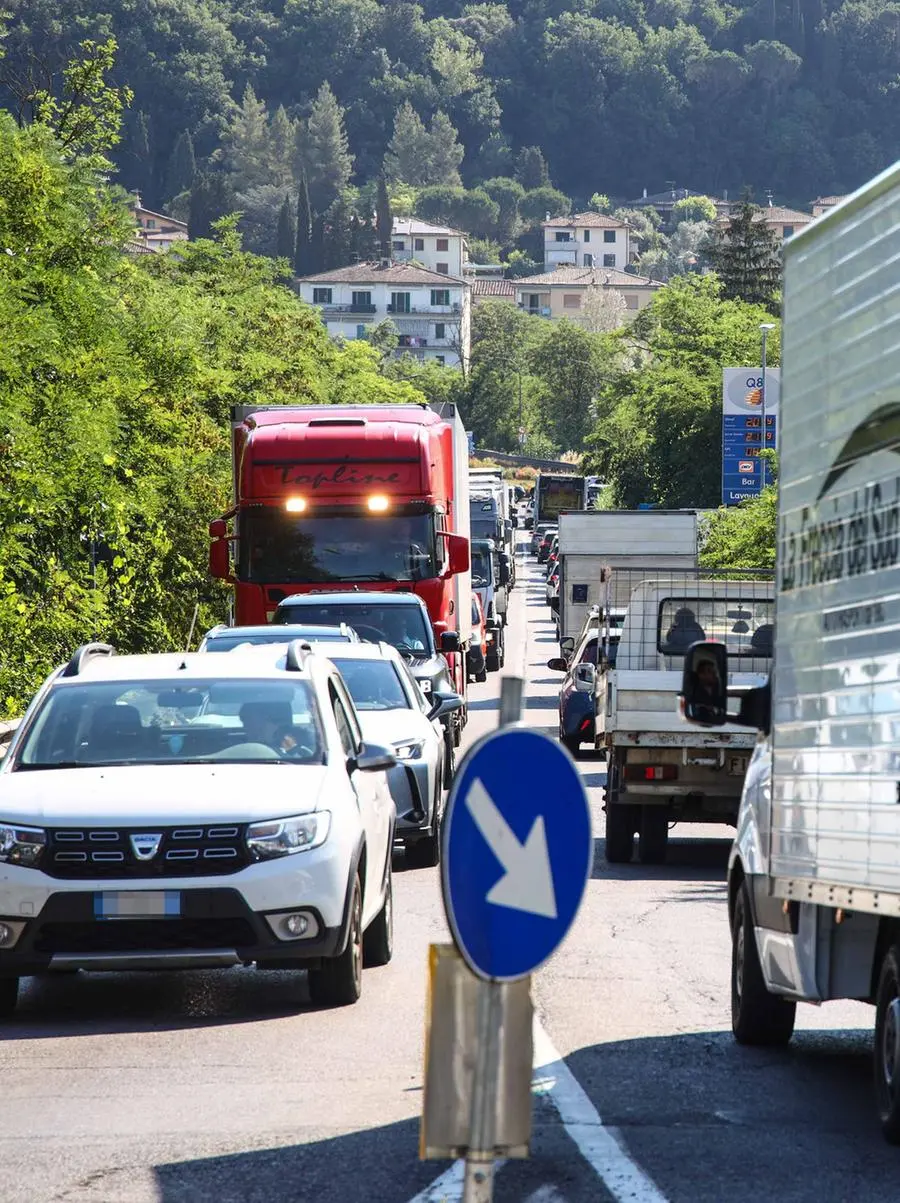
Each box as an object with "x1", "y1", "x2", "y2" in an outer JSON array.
[
  {"x1": 759, "y1": 204, "x2": 813, "y2": 240},
  {"x1": 541, "y1": 213, "x2": 631, "y2": 271},
  {"x1": 514, "y1": 265, "x2": 661, "y2": 322},
  {"x1": 296, "y1": 261, "x2": 471, "y2": 369},
  {"x1": 810, "y1": 195, "x2": 847, "y2": 218},
  {"x1": 391, "y1": 218, "x2": 467, "y2": 278},
  {"x1": 132, "y1": 195, "x2": 188, "y2": 252}
]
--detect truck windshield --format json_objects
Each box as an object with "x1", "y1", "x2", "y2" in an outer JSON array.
[
  {"x1": 274, "y1": 602, "x2": 433, "y2": 654},
  {"x1": 471, "y1": 518, "x2": 499, "y2": 540},
  {"x1": 471, "y1": 547, "x2": 492, "y2": 588},
  {"x1": 239, "y1": 511, "x2": 439, "y2": 584}
]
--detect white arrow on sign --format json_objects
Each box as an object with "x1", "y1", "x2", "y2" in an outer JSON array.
[{"x1": 464, "y1": 778, "x2": 557, "y2": 919}]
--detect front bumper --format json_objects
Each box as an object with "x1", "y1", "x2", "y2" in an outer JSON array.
[{"x1": 0, "y1": 843, "x2": 353, "y2": 976}]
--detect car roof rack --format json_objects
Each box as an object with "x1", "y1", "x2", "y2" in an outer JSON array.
[
  {"x1": 285, "y1": 639, "x2": 314, "y2": 672},
  {"x1": 62, "y1": 643, "x2": 116, "y2": 678}
]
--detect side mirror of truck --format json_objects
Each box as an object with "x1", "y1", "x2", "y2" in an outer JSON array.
[
  {"x1": 439, "y1": 631, "x2": 460, "y2": 655},
  {"x1": 547, "y1": 657, "x2": 567, "y2": 672},
  {"x1": 680, "y1": 641, "x2": 728, "y2": 726},
  {"x1": 208, "y1": 539, "x2": 232, "y2": 581},
  {"x1": 446, "y1": 533, "x2": 470, "y2": 576}
]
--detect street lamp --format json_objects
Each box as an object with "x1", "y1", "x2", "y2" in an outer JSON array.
[{"x1": 760, "y1": 322, "x2": 776, "y2": 483}]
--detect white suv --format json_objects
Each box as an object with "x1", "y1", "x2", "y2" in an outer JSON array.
[{"x1": 0, "y1": 641, "x2": 397, "y2": 1016}]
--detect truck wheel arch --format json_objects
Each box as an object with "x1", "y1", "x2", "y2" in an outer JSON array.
[{"x1": 728, "y1": 860, "x2": 746, "y2": 934}]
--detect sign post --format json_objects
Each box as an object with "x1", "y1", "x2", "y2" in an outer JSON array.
[
  {"x1": 721, "y1": 367, "x2": 780, "y2": 506},
  {"x1": 429, "y1": 676, "x2": 591, "y2": 1202}
]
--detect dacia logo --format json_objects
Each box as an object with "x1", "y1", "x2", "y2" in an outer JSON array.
[{"x1": 130, "y1": 833, "x2": 163, "y2": 861}]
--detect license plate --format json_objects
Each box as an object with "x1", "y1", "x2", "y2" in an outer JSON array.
[
  {"x1": 727, "y1": 756, "x2": 749, "y2": 777},
  {"x1": 94, "y1": 891, "x2": 181, "y2": 920}
]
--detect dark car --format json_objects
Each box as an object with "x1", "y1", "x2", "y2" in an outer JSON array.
[
  {"x1": 198, "y1": 623, "x2": 360, "y2": 652},
  {"x1": 547, "y1": 628, "x2": 619, "y2": 758},
  {"x1": 271, "y1": 591, "x2": 461, "y2": 781},
  {"x1": 537, "y1": 529, "x2": 557, "y2": 564},
  {"x1": 466, "y1": 595, "x2": 488, "y2": 683}
]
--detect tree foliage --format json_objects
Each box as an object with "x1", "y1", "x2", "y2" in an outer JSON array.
[{"x1": 0, "y1": 107, "x2": 424, "y2": 715}]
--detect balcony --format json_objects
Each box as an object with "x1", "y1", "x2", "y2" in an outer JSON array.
[
  {"x1": 320, "y1": 303, "x2": 377, "y2": 314},
  {"x1": 386, "y1": 303, "x2": 461, "y2": 316},
  {"x1": 545, "y1": 247, "x2": 578, "y2": 265}
]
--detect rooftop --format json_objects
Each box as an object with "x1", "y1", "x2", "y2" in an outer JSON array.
[
  {"x1": 628, "y1": 188, "x2": 725, "y2": 208},
  {"x1": 810, "y1": 195, "x2": 846, "y2": 206},
  {"x1": 297, "y1": 261, "x2": 468, "y2": 286},
  {"x1": 542, "y1": 212, "x2": 628, "y2": 230},
  {"x1": 514, "y1": 265, "x2": 661, "y2": 288},
  {"x1": 759, "y1": 205, "x2": 813, "y2": 223},
  {"x1": 393, "y1": 217, "x2": 466, "y2": 238},
  {"x1": 472, "y1": 278, "x2": 516, "y2": 299}
]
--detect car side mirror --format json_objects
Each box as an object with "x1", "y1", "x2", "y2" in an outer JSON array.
[
  {"x1": 440, "y1": 631, "x2": 460, "y2": 654},
  {"x1": 573, "y1": 663, "x2": 596, "y2": 692},
  {"x1": 446, "y1": 533, "x2": 470, "y2": 576},
  {"x1": 429, "y1": 692, "x2": 462, "y2": 721},
  {"x1": 547, "y1": 657, "x2": 567, "y2": 672},
  {"x1": 680, "y1": 641, "x2": 728, "y2": 726},
  {"x1": 355, "y1": 742, "x2": 397, "y2": 772}
]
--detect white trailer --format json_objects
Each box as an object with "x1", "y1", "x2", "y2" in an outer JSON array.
[
  {"x1": 556, "y1": 510, "x2": 699, "y2": 649},
  {"x1": 680, "y1": 161, "x2": 900, "y2": 1140}
]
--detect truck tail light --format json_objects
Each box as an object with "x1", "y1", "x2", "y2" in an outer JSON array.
[{"x1": 625, "y1": 764, "x2": 678, "y2": 782}]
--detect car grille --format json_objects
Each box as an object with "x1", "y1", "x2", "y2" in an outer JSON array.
[
  {"x1": 33, "y1": 917, "x2": 256, "y2": 954},
  {"x1": 43, "y1": 826, "x2": 250, "y2": 879}
]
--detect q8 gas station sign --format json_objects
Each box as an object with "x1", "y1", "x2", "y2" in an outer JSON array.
[{"x1": 722, "y1": 367, "x2": 780, "y2": 506}]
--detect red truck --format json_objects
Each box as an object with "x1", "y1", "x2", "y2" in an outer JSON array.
[{"x1": 208, "y1": 402, "x2": 472, "y2": 714}]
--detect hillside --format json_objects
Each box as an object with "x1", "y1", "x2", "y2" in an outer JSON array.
[{"x1": 2, "y1": 0, "x2": 896, "y2": 223}]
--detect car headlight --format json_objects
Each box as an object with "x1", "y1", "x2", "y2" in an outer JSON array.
[
  {"x1": 245, "y1": 812, "x2": 330, "y2": 861},
  {"x1": 0, "y1": 822, "x2": 47, "y2": 869},
  {"x1": 393, "y1": 739, "x2": 425, "y2": 761},
  {"x1": 417, "y1": 679, "x2": 433, "y2": 694}
]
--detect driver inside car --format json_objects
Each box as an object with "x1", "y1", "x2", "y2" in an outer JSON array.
[{"x1": 239, "y1": 701, "x2": 299, "y2": 755}]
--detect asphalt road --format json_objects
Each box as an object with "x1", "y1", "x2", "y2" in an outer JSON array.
[{"x1": 1, "y1": 538, "x2": 897, "y2": 1201}]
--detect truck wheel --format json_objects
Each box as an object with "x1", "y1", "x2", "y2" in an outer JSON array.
[
  {"x1": 363, "y1": 863, "x2": 393, "y2": 968},
  {"x1": 875, "y1": 945, "x2": 900, "y2": 1143},
  {"x1": 308, "y1": 876, "x2": 362, "y2": 1008},
  {"x1": 638, "y1": 808, "x2": 668, "y2": 864},
  {"x1": 0, "y1": 977, "x2": 18, "y2": 1018},
  {"x1": 562, "y1": 734, "x2": 582, "y2": 760},
  {"x1": 604, "y1": 803, "x2": 636, "y2": 864},
  {"x1": 731, "y1": 884, "x2": 795, "y2": 1046}
]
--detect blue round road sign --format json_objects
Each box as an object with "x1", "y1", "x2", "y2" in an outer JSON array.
[{"x1": 441, "y1": 727, "x2": 591, "y2": 981}]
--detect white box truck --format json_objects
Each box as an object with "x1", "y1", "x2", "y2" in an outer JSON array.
[
  {"x1": 556, "y1": 510, "x2": 699, "y2": 652},
  {"x1": 681, "y1": 162, "x2": 900, "y2": 1140}
]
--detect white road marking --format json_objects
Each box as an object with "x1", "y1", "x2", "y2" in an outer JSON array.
[{"x1": 408, "y1": 1018, "x2": 669, "y2": 1203}]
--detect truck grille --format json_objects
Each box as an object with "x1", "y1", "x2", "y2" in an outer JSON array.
[
  {"x1": 44, "y1": 826, "x2": 250, "y2": 879},
  {"x1": 33, "y1": 917, "x2": 256, "y2": 954}
]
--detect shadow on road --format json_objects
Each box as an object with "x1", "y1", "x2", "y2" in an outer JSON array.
[{"x1": 590, "y1": 835, "x2": 731, "y2": 881}]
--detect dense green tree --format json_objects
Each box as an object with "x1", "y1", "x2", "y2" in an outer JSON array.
[
  {"x1": 164, "y1": 130, "x2": 196, "y2": 204},
  {"x1": 188, "y1": 172, "x2": 234, "y2": 240},
  {"x1": 482, "y1": 177, "x2": 524, "y2": 241},
  {"x1": 427, "y1": 111, "x2": 465, "y2": 188},
  {"x1": 515, "y1": 146, "x2": 549, "y2": 190},
  {"x1": 224, "y1": 85, "x2": 271, "y2": 191},
  {"x1": 518, "y1": 186, "x2": 571, "y2": 226},
  {"x1": 294, "y1": 170, "x2": 313, "y2": 275},
  {"x1": 376, "y1": 175, "x2": 393, "y2": 260},
  {"x1": 323, "y1": 193, "x2": 353, "y2": 269},
  {"x1": 299, "y1": 83, "x2": 354, "y2": 214},
  {"x1": 276, "y1": 193, "x2": 296, "y2": 261},
  {"x1": 528, "y1": 321, "x2": 612, "y2": 451},
  {"x1": 707, "y1": 196, "x2": 782, "y2": 311},
  {"x1": 700, "y1": 483, "x2": 777, "y2": 569},
  {"x1": 385, "y1": 102, "x2": 431, "y2": 187}
]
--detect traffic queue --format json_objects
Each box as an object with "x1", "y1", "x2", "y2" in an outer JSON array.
[{"x1": 0, "y1": 402, "x2": 520, "y2": 1019}]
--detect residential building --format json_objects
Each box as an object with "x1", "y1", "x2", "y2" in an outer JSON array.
[
  {"x1": 471, "y1": 278, "x2": 516, "y2": 305},
  {"x1": 811, "y1": 195, "x2": 847, "y2": 217},
  {"x1": 627, "y1": 187, "x2": 731, "y2": 226},
  {"x1": 391, "y1": 218, "x2": 467, "y2": 277},
  {"x1": 541, "y1": 213, "x2": 631, "y2": 271},
  {"x1": 132, "y1": 195, "x2": 188, "y2": 253},
  {"x1": 296, "y1": 262, "x2": 471, "y2": 369},
  {"x1": 514, "y1": 265, "x2": 661, "y2": 322},
  {"x1": 758, "y1": 203, "x2": 813, "y2": 240}
]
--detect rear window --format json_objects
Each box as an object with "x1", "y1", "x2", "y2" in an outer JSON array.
[
  {"x1": 657, "y1": 598, "x2": 774, "y2": 657},
  {"x1": 332, "y1": 659, "x2": 410, "y2": 711}
]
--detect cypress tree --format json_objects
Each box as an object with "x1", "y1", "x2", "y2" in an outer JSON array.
[
  {"x1": 310, "y1": 214, "x2": 326, "y2": 274},
  {"x1": 164, "y1": 130, "x2": 196, "y2": 203},
  {"x1": 294, "y1": 170, "x2": 313, "y2": 275},
  {"x1": 276, "y1": 194, "x2": 296, "y2": 261},
  {"x1": 188, "y1": 173, "x2": 233, "y2": 240},
  {"x1": 376, "y1": 175, "x2": 392, "y2": 261}
]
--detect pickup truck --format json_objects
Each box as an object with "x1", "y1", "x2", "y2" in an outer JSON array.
[{"x1": 589, "y1": 574, "x2": 774, "y2": 865}]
